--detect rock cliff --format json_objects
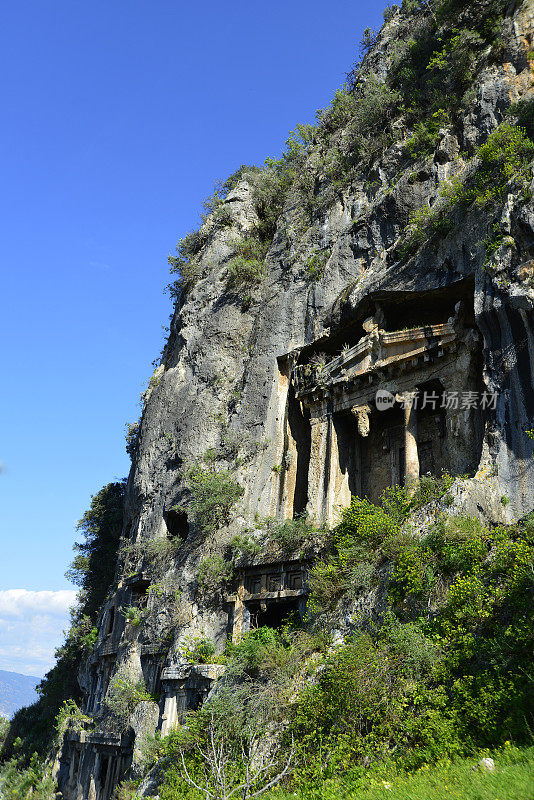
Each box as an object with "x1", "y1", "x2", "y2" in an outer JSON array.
[{"x1": 54, "y1": 1, "x2": 534, "y2": 797}]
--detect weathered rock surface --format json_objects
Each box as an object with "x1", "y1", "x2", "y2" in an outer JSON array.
[{"x1": 57, "y1": 2, "x2": 534, "y2": 797}]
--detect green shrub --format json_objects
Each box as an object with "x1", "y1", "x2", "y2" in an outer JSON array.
[
  {"x1": 211, "y1": 203, "x2": 234, "y2": 228},
  {"x1": 406, "y1": 109, "x2": 450, "y2": 158},
  {"x1": 226, "y1": 255, "x2": 265, "y2": 291},
  {"x1": 308, "y1": 479, "x2": 456, "y2": 618},
  {"x1": 230, "y1": 531, "x2": 263, "y2": 557},
  {"x1": 196, "y1": 554, "x2": 233, "y2": 596},
  {"x1": 124, "y1": 421, "x2": 139, "y2": 459},
  {"x1": 400, "y1": 122, "x2": 534, "y2": 258},
  {"x1": 388, "y1": 541, "x2": 434, "y2": 604},
  {"x1": 425, "y1": 514, "x2": 489, "y2": 573},
  {"x1": 383, "y1": 4, "x2": 400, "y2": 22},
  {"x1": 307, "y1": 556, "x2": 351, "y2": 615},
  {"x1": 459, "y1": 123, "x2": 534, "y2": 206},
  {"x1": 167, "y1": 229, "x2": 207, "y2": 297},
  {"x1": 54, "y1": 699, "x2": 92, "y2": 745},
  {"x1": 304, "y1": 249, "x2": 330, "y2": 282},
  {"x1": 180, "y1": 635, "x2": 217, "y2": 664},
  {"x1": 308, "y1": 489, "x2": 430, "y2": 617},
  {"x1": 122, "y1": 605, "x2": 147, "y2": 627},
  {"x1": 359, "y1": 27, "x2": 379, "y2": 57},
  {"x1": 104, "y1": 671, "x2": 153, "y2": 730},
  {"x1": 225, "y1": 626, "x2": 281, "y2": 673},
  {"x1": 316, "y1": 86, "x2": 359, "y2": 132},
  {"x1": 166, "y1": 166, "x2": 265, "y2": 300},
  {"x1": 226, "y1": 235, "x2": 268, "y2": 293},
  {"x1": 412, "y1": 472, "x2": 455, "y2": 506},
  {"x1": 290, "y1": 629, "x2": 457, "y2": 778},
  {"x1": 224, "y1": 626, "x2": 320, "y2": 679},
  {"x1": 247, "y1": 131, "x2": 308, "y2": 242},
  {"x1": 328, "y1": 78, "x2": 400, "y2": 172},
  {"x1": 186, "y1": 461, "x2": 244, "y2": 536},
  {"x1": 263, "y1": 515, "x2": 322, "y2": 552},
  {"x1": 0, "y1": 753, "x2": 56, "y2": 800},
  {"x1": 508, "y1": 97, "x2": 534, "y2": 140},
  {"x1": 144, "y1": 536, "x2": 179, "y2": 575},
  {"x1": 335, "y1": 496, "x2": 399, "y2": 556}
]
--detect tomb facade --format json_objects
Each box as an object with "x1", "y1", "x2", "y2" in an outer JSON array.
[
  {"x1": 228, "y1": 560, "x2": 309, "y2": 641},
  {"x1": 278, "y1": 298, "x2": 484, "y2": 523}
]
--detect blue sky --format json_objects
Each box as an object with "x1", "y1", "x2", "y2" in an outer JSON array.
[{"x1": 0, "y1": 0, "x2": 384, "y2": 675}]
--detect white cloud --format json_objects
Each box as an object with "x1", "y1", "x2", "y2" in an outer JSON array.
[
  {"x1": 0, "y1": 590, "x2": 77, "y2": 677},
  {"x1": 0, "y1": 589, "x2": 76, "y2": 618}
]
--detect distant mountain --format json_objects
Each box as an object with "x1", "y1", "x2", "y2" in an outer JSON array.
[{"x1": 0, "y1": 669, "x2": 40, "y2": 719}]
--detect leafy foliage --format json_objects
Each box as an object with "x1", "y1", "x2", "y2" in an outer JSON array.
[
  {"x1": 226, "y1": 235, "x2": 268, "y2": 294},
  {"x1": 406, "y1": 109, "x2": 450, "y2": 158},
  {"x1": 167, "y1": 229, "x2": 207, "y2": 299},
  {"x1": 180, "y1": 636, "x2": 217, "y2": 665},
  {"x1": 186, "y1": 461, "x2": 244, "y2": 536},
  {"x1": 2, "y1": 482, "x2": 124, "y2": 763},
  {"x1": 124, "y1": 421, "x2": 140, "y2": 459},
  {"x1": 399, "y1": 123, "x2": 534, "y2": 257},
  {"x1": 54, "y1": 699, "x2": 92, "y2": 745},
  {"x1": 196, "y1": 554, "x2": 233, "y2": 597},
  {"x1": 0, "y1": 752, "x2": 56, "y2": 800},
  {"x1": 65, "y1": 481, "x2": 125, "y2": 619},
  {"x1": 508, "y1": 97, "x2": 534, "y2": 141},
  {"x1": 304, "y1": 249, "x2": 330, "y2": 282},
  {"x1": 296, "y1": 508, "x2": 534, "y2": 782},
  {"x1": 122, "y1": 605, "x2": 147, "y2": 627},
  {"x1": 307, "y1": 478, "x2": 453, "y2": 617},
  {"x1": 104, "y1": 668, "x2": 153, "y2": 731},
  {"x1": 263, "y1": 516, "x2": 324, "y2": 553}
]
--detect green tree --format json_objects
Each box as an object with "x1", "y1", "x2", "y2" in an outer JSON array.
[
  {"x1": 66, "y1": 480, "x2": 125, "y2": 618},
  {"x1": 2, "y1": 482, "x2": 124, "y2": 763}
]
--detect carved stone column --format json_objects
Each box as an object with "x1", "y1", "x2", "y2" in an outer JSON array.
[
  {"x1": 88, "y1": 756, "x2": 97, "y2": 800},
  {"x1": 161, "y1": 692, "x2": 177, "y2": 736},
  {"x1": 306, "y1": 416, "x2": 329, "y2": 524},
  {"x1": 351, "y1": 404, "x2": 371, "y2": 437},
  {"x1": 403, "y1": 394, "x2": 420, "y2": 494},
  {"x1": 231, "y1": 584, "x2": 245, "y2": 643}
]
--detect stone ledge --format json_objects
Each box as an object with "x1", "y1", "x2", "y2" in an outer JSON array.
[{"x1": 161, "y1": 663, "x2": 226, "y2": 682}]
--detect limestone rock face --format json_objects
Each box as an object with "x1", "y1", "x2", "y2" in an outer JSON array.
[
  {"x1": 129, "y1": 701, "x2": 160, "y2": 780},
  {"x1": 59, "y1": 2, "x2": 534, "y2": 797}
]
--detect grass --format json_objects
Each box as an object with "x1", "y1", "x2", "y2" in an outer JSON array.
[{"x1": 267, "y1": 745, "x2": 534, "y2": 800}]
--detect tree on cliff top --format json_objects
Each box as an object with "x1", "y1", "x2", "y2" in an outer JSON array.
[{"x1": 66, "y1": 480, "x2": 125, "y2": 619}]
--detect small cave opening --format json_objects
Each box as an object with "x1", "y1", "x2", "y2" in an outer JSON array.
[
  {"x1": 186, "y1": 689, "x2": 204, "y2": 712},
  {"x1": 246, "y1": 596, "x2": 304, "y2": 630},
  {"x1": 129, "y1": 576, "x2": 150, "y2": 609},
  {"x1": 165, "y1": 508, "x2": 189, "y2": 542}
]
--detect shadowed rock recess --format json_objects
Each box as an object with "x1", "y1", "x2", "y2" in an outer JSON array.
[{"x1": 8, "y1": 0, "x2": 534, "y2": 797}]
